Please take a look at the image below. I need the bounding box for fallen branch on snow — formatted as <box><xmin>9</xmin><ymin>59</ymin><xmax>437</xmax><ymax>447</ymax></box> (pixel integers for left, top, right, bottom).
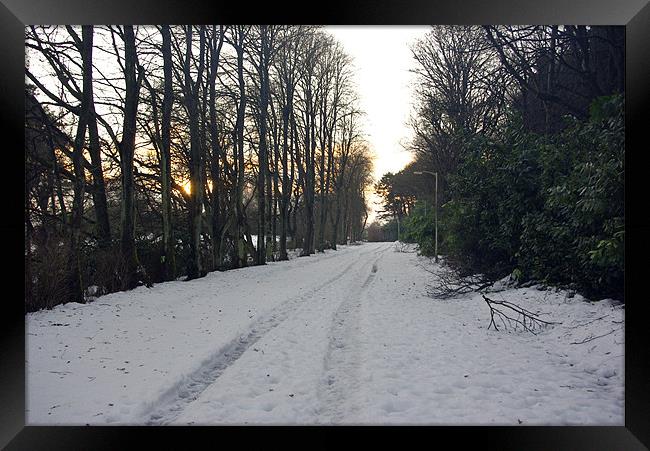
<box><xmin>423</xmin><ymin>263</ymin><xmax>493</xmax><ymax>299</ymax></box>
<box><xmin>483</xmin><ymin>295</ymin><xmax>560</xmax><ymax>334</ymax></box>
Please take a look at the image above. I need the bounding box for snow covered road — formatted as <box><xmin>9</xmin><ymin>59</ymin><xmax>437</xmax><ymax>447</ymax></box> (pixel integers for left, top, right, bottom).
<box><xmin>26</xmin><ymin>242</ymin><xmax>624</xmax><ymax>425</ymax></box>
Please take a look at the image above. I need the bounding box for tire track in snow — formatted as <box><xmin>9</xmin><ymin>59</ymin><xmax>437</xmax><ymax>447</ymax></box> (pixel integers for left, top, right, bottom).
<box><xmin>140</xmin><ymin>243</ymin><xmax>388</xmax><ymax>425</ymax></box>
<box><xmin>170</xmin><ymin>244</ymin><xmax>377</xmax><ymax>306</ymax></box>
<box><xmin>316</xmin><ymin>245</ymin><xmax>388</xmax><ymax>423</ymax></box>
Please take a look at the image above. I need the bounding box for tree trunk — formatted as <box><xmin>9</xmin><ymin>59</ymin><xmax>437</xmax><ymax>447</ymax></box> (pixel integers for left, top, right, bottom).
<box><xmin>256</xmin><ymin>26</ymin><xmax>269</xmax><ymax>266</ymax></box>
<box><xmin>300</xmin><ymin>84</ymin><xmax>316</xmax><ymax>257</ymax></box>
<box><xmin>332</xmin><ymin>193</ymin><xmax>342</xmax><ymax>250</ymax></box>
<box><xmin>118</xmin><ymin>25</ymin><xmax>143</xmax><ymax>290</ymax></box>
<box><xmin>317</xmin><ymin>106</ymin><xmax>327</xmax><ymax>253</ymax></box>
<box><xmin>271</xmin><ymin>107</ymin><xmax>280</xmax><ymax>261</ymax></box>
<box><xmin>234</xmin><ymin>28</ymin><xmax>248</xmax><ymax>268</ymax></box>
<box><xmin>67</xmin><ymin>105</ymin><xmax>88</xmax><ymax>302</ymax></box>
<box><xmin>83</xmin><ymin>26</ymin><xmax>111</xmax><ymax>250</ymax></box>
<box><xmin>184</xmin><ymin>26</ymin><xmax>206</xmax><ymax>280</ymax></box>
<box><xmin>160</xmin><ymin>24</ymin><xmax>176</xmax><ymax>281</ymax></box>
<box><xmin>66</xmin><ymin>26</ymin><xmax>93</xmax><ymax>303</ymax></box>
<box><xmin>279</xmin><ymin>96</ymin><xmax>291</xmax><ymax>260</ymax></box>
<box><xmin>208</xmin><ymin>26</ymin><xmax>225</xmax><ymax>270</ymax></box>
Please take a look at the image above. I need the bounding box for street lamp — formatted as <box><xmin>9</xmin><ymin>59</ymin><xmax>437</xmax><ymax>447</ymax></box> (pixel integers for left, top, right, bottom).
<box><xmin>396</xmin><ymin>212</ymin><xmax>400</xmax><ymax>242</ymax></box>
<box><xmin>414</xmin><ymin>170</ymin><xmax>438</xmax><ymax>263</ymax></box>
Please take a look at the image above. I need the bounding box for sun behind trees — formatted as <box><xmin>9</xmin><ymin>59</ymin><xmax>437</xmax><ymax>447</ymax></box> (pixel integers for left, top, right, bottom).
<box><xmin>25</xmin><ymin>25</ymin><xmax>374</xmax><ymax>312</ymax></box>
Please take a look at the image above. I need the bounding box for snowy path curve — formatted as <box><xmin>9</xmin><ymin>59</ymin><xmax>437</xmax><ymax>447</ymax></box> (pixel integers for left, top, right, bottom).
<box><xmin>143</xmin><ymin>243</ymin><xmax>391</xmax><ymax>424</ymax></box>
<box><xmin>172</xmin><ymin>242</ymin><xmax>391</xmax><ymax>424</ymax></box>
<box><xmin>315</xmin><ymin>250</ymin><xmax>384</xmax><ymax>423</ymax></box>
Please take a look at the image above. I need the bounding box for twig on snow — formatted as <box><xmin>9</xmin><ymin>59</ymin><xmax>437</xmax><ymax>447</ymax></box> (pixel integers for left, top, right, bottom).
<box><xmin>569</xmin><ymin>328</ymin><xmax>620</xmax><ymax>345</ymax></box>
<box><xmin>483</xmin><ymin>295</ymin><xmax>560</xmax><ymax>334</ymax></box>
<box><xmin>567</xmin><ymin>315</ymin><xmax>608</xmax><ymax>329</ymax></box>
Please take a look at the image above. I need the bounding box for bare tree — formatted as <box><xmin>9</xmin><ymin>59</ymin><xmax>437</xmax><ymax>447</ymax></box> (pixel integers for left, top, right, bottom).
<box><xmin>409</xmin><ymin>26</ymin><xmax>510</xmax><ymax>203</ymax></box>
<box><xmin>482</xmin><ymin>25</ymin><xmax>624</xmax><ymax>131</ymax></box>
<box><xmin>118</xmin><ymin>25</ymin><xmax>145</xmax><ymax>289</ymax></box>
<box><xmin>205</xmin><ymin>25</ymin><xmax>226</xmax><ymax>270</ymax></box>
<box><xmin>160</xmin><ymin>24</ymin><xmax>177</xmax><ymax>279</ymax></box>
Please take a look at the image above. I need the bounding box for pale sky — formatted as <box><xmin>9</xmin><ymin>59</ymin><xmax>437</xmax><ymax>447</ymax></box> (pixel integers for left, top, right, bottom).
<box><xmin>325</xmin><ymin>26</ymin><xmax>430</xmax><ymax>222</ymax></box>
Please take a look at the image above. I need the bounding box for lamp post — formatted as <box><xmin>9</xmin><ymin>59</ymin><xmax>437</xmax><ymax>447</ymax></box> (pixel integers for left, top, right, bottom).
<box><xmin>396</xmin><ymin>212</ymin><xmax>400</xmax><ymax>242</ymax></box>
<box><xmin>414</xmin><ymin>170</ymin><xmax>438</xmax><ymax>263</ymax></box>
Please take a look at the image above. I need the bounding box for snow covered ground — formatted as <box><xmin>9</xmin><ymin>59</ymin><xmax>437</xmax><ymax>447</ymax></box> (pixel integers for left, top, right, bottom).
<box><xmin>26</xmin><ymin>242</ymin><xmax>624</xmax><ymax>425</ymax></box>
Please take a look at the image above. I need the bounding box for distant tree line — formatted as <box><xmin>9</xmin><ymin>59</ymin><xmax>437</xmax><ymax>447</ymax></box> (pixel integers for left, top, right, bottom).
<box><xmin>374</xmin><ymin>25</ymin><xmax>624</xmax><ymax>300</ymax></box>
<box><xmin>25</xmin><ymin>25</ymin><xmax>374</xmax><ymax>312</ymax></box>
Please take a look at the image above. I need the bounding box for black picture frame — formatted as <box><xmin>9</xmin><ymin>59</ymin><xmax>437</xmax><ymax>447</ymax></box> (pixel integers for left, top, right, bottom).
<box><xmin>3</xmin><ymin>0</ymin><xmax>649</xmax><ymax>448</ymax></box>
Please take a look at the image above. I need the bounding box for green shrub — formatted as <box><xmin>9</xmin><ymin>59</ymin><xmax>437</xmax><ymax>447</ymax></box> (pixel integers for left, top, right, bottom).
<box><xmin>403</xmin><ymin>94</ymin><xmax>624</xmax><ymax>300</ymax></box>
